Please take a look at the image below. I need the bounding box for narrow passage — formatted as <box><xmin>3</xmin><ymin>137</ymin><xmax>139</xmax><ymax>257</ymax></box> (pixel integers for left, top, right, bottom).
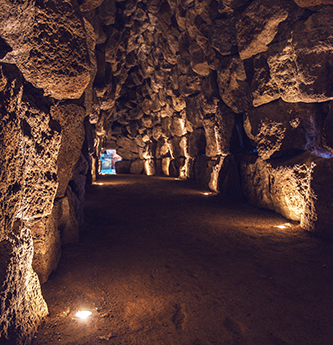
<box><xmin>33</xmin><ymin>175</ymin><xmax>333</xmax><ymax>345</ymax></box>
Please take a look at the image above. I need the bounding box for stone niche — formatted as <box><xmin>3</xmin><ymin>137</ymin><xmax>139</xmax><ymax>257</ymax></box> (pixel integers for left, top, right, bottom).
<box><xmin>1</xmin><ymin>0</ymin><xmax>333</xmax><ymax>344</ymax></box>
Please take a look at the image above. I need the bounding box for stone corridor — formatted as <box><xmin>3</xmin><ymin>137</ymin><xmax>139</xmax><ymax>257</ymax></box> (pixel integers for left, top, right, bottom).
<box><xmin>32</xmin><ymin>175</ymin><xmax>333</xmax><ymax>345</ymax></box>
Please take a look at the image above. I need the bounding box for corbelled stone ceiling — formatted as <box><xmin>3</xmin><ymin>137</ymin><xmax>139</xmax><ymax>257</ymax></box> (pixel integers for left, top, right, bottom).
<box><xmin>1</xmin><ymin>0</ymin><xmax>333</xmax><ymax>343</ymax></box>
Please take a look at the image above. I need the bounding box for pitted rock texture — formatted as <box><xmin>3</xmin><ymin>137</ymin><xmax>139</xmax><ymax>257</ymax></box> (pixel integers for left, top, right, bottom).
<box><xmin>236</xmin><ymin>0</ymin><xmax>289</xmax><ymax>60</ymax></box>
<box><xmin>31</xmin><ymin>213</ymin><xmax>61</xmax><ymax>285</ymax></box>
<box><xmin>267</xmin><ymin>8</ymin><xmax>333</xmax><ymax>104</ymax></box>
<box><xmin>0</xmin><ymin>227</ymin><xmax>48</xmax><ymax>345</ymax></box>
<box><xmin>0</xmin><ymin>0</ymin><xmax>91</xmax><ymax>99</ymax></box>
<box><xmin>2</xmin><ymin>1</ymin><xmax>333</xmax><ymax>343</ymax></box>
<box><xmin>51</xmin><ymin>103</ymin><xmax>86</xmax><ymax>199</ymax></box>
<box><xmin>0</xmin><ymin>64</ymin><xmax>24</xmax><ymax>242</ymax></box>
<box><xmin>17</xmin><ymin>97</ymin><xmax>61</xmax><ymax>221</ymax></box>
<box><xmin>76</xmin><ymin>0</ymin><xmax>333</xmax><ymax>239</ymax></box>
<box><xmin>241</xmin><ymin>153</ymin><xmax>333</xmax><ymax>238</ymax></box>
<box><xmin>244</xmin><ymin>100</ymin><xmax>323</xmax><ymax>160</ymax></box>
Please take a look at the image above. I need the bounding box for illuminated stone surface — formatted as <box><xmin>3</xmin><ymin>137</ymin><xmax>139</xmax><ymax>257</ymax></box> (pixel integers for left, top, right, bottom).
<box><xmin>52</xmin><ymin>104</ymin><xmax>86</xmax><ymax>199</ymax></box>
<box><xmin>244</xmin><ymin>100</ymin><xmax>323</xmax><ymax>160</ymax></box>
<box><xmin>241</xmin><ymin>153</ymin><xmax>333</xmax><ymax>237</ymax></box>
<box><xmin>0</xmin><ymin>0</ymin><xmax>91</xmax><ymax>100</ymax></box>
<box><xmin>2</xmin><ymin>0</ymin><xmax>333</xmax><ymax>343</ymax></box>
<box><xmin>0</xmin><ymin>64</ymin><xmax>58</xmax><ymax>344</ymax></box>
<box><xmin>267</xmin><ymin>8</ymin><xmax>333</xmax><ymax>103</ymax></box>
<box><xmin>0</xmin><ymin>227</ymin><xmax>48</xmax><ymax>345</ymax></box>
<box><xmin>236</xmin><ymin>0</ymin><xmax>289</xmax><ymax>60</ymax></box>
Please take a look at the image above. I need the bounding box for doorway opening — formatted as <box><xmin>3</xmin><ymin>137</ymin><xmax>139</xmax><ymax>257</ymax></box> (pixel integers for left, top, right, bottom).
<box><xmin>100</xmin><ymin>149</ymin><xmax>122</xmax><ymax>175</ymax></box>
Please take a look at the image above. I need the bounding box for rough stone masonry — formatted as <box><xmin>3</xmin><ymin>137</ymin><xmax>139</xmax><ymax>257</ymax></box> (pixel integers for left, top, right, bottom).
<box><xmin>1</xmin><ymin>0</ymin><xmax>333</xmax><ymax>343</ymax></box>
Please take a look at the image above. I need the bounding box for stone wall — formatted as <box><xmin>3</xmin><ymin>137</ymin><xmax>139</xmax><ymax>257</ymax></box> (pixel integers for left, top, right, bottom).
<box><xmin>0</xmin><ymin>1</ymin><xmax>91</xmax><ymax>343</ymax></box>
<box><xmin>81</xmin><ymin>0</ymin><xmax>333</xmax><ymax>236</ymax></box>
<box><xmin>1</xmin><ymin>0</ymin><xmax>333</xmax><ymax>343</ymax></box>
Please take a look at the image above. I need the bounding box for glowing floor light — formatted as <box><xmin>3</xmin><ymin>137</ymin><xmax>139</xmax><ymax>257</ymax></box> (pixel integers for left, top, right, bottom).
<box><xmin>74</xmin><ymin>310</ymin><xmax>92</xmax><ymax>319</ymax></box>
<box><xmin>276</xmin><ymin>223</ymin><xmax>291</xmax><ymax>229</ymax></box>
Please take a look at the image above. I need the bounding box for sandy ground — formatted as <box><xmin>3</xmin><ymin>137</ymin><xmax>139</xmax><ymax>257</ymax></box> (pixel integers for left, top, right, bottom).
<box><xmin>32</xmin><ymin>175</ymin><xmax>333</xmax><ymax>345</ymax></box>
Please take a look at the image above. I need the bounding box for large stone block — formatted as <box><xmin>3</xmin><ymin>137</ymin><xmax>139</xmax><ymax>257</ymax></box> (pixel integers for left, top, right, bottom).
<box><xmin>16</xmin><ymin>97</ymin><xmax>61</xmax><ymax>221</ymax></box>
<box><xmin>323</xmin><ymin>102</ymin><xmax>333</xmax><ymax>151</ymax></box>
<box><xmin>310</xmin><ymin>157</ymin><xmax>333</xmax><ymax>238</ymax></box>
<box><xmin>267</xmin><ymin>8</ymin><xmax>333</xmax><ymax>103</ymax></box>
<box><xmin>115</xmin><ymin>160</ymin><xmax>132</xmax><ymax>173</ymax></box>
<box><xmin>0</xmin><ymin>0</ymin><xmax>91</xmax><ymax>99</ymax></box>
<box><xmin>0</xmin><ymin>64</ymin><xmax>24</xmax><ymax>242</ymax></box>
<box><xmin>0</xmin><ymin>227</ymin><xmax>48</xmax><ymax>345</ymax></box>
<box><xmin>244</xmin><ymin>100</ymin><xmax>323</xmax><ymax>160</ymax></box>
<box><xmin>217</xmin><ymin>155</ymin><xmax>245</xmax><ymax>201</ymax></box>
<box><xmin>236</xmin><ymin>0</ymin><xmax>288</xmax><ymax>60</ymax></box>
<box><xmin>217</xmin><ymin>56</ymin><xmax>252</xmax><ymax>113</ymax></box>
<box><xmin>210</xmin><ymin>17</ymin><xmax>237</xmax><ymax>56</ymax></box>
<box><xmin>170</xmin><ymin>113</ymin><xmax>187</xmax><ymax>137</ymax></box>
<box><xmin>31</xmin><ymin>213</ymin><xmax>61</xmax><ymax>284</ymax></box>
<box><xmin>188</xmin><ymin>128</ymin><xmax>206</xmax><ymax>157</ymax></box>
<box><xmin>58</xmin><ymin>186</ymin><xmax>80</xmax><ymax>245</ymax></box>
<box><xmin>241</xmin><ymin>155</ymin><xmax>310</xmax><ymax>222</ymax></box>
<box><xmin>117</xmin><ymin>136</ymin><xmax>139</xmax><ymax>153</ymax></box>
<box><xmin>241</xmin><ymin>153</ymin><xmax>333</xmax><ymax>237</ymax></box>
<box><xmin>251</xmin><ymin>53</ymin><xmax>280</xmax><ymax>107</ymax></box>
<box><xmin>130</xmin><ymin>159</ymin><xmax>144</xmax><ymax>174</ymax></box>
<box><xmin>215</xmin><ymin>102</ymin><xmax>235</xmax><ymax>155</ymax></box>
<box><xmin>203</xmin><ymin>117</ymin><xmax>223</xmax><ymax>157</ymax></box>
<box><xmin>51</xmin><ymin>104</ymin><xmax>86</xmax><ymax>198</ymax></box>
<box><xmin>186</xmin><ymin>95</ymin><xmax>204</xmax><ymax>129</ymax></box>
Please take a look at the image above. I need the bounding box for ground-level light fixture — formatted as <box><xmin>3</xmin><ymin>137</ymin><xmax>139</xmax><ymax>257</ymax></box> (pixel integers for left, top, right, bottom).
<box><xmin>276</xmin><ymin>223</ymin><xmax>291</xmax><ymax>229</ymax></box>
<box><xmin>74</xmin><ymin>310</ymin><xmax>92</xmax><ymax>319</ymax></box>
<box><xmin>203</xmin><ymin>192</ymin><xmax>216</xmax><ymax>196</ymax></box>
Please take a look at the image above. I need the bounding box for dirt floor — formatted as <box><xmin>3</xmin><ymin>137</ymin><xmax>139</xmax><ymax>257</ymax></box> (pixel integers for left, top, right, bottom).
<box><xmin>32</xmin><ymin>175</ymin><xmax>333</xmax><ymax>345</ymax></box>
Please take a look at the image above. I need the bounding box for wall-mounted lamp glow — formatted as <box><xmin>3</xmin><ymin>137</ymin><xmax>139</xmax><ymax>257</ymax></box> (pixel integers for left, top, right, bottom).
<box><xmin>74</xmin><ymin>310</ymin><xmax>92</xmax><ymax>319</ymax></box>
